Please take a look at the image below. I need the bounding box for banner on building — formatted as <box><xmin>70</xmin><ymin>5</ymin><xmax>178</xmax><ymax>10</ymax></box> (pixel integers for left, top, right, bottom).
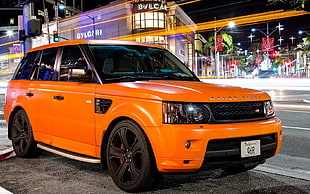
<box><xmin>216</xmin><ymin>35</ymin><xmax>223</xmax><ymax>51</ymax></box>
<box><xmin>262</xmin><ymin>37</ymin><xmax>274</xmax><ymax>52</ymax></box>
<box><xmin>13</xmin><ymin>44</ymin><xmax>21</xmax><ymax>62</ymax></box>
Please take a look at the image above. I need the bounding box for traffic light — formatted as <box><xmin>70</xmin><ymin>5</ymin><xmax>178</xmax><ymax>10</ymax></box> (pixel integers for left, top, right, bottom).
<box><xmin>19</xmin><ymin>30</ymin><xmax>26</xmax><ymax>41</ymax></box>
<box><xmin>53</xmin><ymin>31</ymin><xmax>59</xmax><ymax>42</ymax></box>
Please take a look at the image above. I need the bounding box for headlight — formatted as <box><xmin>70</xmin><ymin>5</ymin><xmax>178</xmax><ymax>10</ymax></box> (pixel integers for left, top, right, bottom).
<box><xmin>162</xmin><ymin>102</ymin><xmax>211</xmax><ymax>124</ymax></box>
<box><xmin>264</xmin><ymin>100</ymin><xmax>275</xmax><ymax>117</ymax></box>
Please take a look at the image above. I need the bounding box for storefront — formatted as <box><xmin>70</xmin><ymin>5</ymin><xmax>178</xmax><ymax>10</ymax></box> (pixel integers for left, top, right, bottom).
<box><xmin>32</xmin><ymin>0</ymin><xmax>207</xmax><ymax>75</ymax></box>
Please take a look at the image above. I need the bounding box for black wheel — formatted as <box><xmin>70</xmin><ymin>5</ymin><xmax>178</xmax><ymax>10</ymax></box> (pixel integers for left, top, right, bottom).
<box><xmin>11</xmin><ymin>109</ymin><xmax>41</xmax><ymax>158</ymax></box>
<box><xmin>106</xmin><ymin>120</ymin><xmax>159</xmax><ymax>192</ymax></box>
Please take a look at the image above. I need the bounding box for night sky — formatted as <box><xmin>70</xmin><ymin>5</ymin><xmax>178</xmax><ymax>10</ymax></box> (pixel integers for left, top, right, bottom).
<box><xmin>178</xmin><ymin>0</ymin><xmax>310</xmax><ymax>49</ymax></box>
<box><xmin>91</xmin><ymin>0</ymin><xmax>310</xmax><ymax>50</ymax></box>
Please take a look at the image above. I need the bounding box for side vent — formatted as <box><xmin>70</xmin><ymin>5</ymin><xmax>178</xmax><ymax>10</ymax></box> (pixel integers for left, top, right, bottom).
<box><xmin>95</xmin><ymin>98</ymin><xmax>112</xmax><ymax>114</ymax></box>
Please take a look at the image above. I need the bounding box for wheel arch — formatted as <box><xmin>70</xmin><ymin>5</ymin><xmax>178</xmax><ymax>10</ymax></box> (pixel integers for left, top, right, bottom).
<box><xmin>7</xmin><ymin>106</ymin><xmax>25</xmax><ymax>140</ymax></box>
<box><xmin>100</xmin><ymin>116</ymin><xmax>158</xmax><ymax>171</ymax></box>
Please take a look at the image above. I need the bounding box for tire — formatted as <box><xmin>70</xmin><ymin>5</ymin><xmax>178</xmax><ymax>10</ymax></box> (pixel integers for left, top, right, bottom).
<box><xmin>11</xmin><ymin>109</ymin><xmax>41</xmax><ymax>158</ymax></box>
<box><xmin>106</xmin><ymin>120</ymin><xmax>159</xmax><ymax>192</ymax></box>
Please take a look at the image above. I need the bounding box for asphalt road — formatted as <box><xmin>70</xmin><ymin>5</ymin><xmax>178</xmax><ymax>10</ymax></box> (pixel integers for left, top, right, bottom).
<box><xmin>0</xmin><ymin>88</ymin><xmax>309</xmax><ymax>193</ymax></box>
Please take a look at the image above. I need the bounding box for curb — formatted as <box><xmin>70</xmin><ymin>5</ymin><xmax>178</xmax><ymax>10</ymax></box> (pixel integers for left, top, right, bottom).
<box><xmin>0</xmin><ymin>148</ymin><xmax>15</xmax><ymax>160</ymax></box>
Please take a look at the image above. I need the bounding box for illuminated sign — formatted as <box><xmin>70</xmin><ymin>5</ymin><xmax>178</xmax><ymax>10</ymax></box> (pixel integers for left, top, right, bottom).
<box><xmin>133</xmin><ymin>1</ymin><xmax>167</xmax><ymax>13</ymax></box>
<box><xmin>76</xmin><ymin>29</ymin><xmax>103</xmax><ymax>39</ymax></box>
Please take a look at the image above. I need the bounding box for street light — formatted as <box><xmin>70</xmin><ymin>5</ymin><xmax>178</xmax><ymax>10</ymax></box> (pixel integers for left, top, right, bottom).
<box><xmin>251</xmin><ymin>23</ymin><xmax>284</xmax><ymax>38</ymax></box>
<box><xmin>58</xmin><ymin>4</ymin><xmax>96</xmax><ymax>39</ymax></box>
<box><xmin>250</xmin><ymin>23</ymin><xmax>284</xmax><ymax>50</ymax></box>
<box><xmin>6</xmin><ymin>30</ymin><xmax>14</xmax><ymax>36</ymax></box>
<box><xmin>214</xmin><ymin>19</ymin><xmax>235</xmax><ymax>78</ymax></box>
<box><xmin>298</xmin><ymin>30</ymin><xmax>310</xmax><ymax>35</ymax></box>
<box><xmin>250</xmin><ymin>23</ymin><xmax>284</xmax><ymax>72</ymax></box>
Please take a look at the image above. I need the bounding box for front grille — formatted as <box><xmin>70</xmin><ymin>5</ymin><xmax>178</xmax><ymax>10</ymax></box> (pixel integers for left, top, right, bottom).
<box><xmin>200</xmin><ymin>133</ymin><xmax>277</xmax><ymax>170</ymax></box>
<box><xmin>209</xmin><ymin>101</ymin><xmax>266</xmax><ymax>121</ymax></box>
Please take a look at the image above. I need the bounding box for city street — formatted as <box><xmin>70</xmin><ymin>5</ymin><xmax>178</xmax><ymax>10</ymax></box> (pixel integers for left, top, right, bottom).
<box><xmin>0</xmin><ymin>79</ymin><xmax>309</xmax><ymax>193</ymax></box>
<box><xmin>1</xmin><ymin>0</ymin><xmax>310</xmax><ymax>192</ymax></box>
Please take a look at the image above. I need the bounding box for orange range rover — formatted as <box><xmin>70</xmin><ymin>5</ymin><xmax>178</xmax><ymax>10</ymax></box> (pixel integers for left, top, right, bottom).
<box><xmin>3</xmin><ymin>39</ymin><xmax>282</xmax><ymax>192</ymax></box>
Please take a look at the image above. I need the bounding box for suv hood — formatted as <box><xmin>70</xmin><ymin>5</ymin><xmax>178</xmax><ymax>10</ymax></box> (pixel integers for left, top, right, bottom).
<box><xmin>99</xmin><ymin>80</ymin><xmax>270</xmax><ymax>102</ymax></box>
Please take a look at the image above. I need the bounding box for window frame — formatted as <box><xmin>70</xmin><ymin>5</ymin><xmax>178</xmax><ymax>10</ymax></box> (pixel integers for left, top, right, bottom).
<box><xmin>56</xmin><ymin>45</ymin><xmax>98</xmax><ymax>83</ymax></box>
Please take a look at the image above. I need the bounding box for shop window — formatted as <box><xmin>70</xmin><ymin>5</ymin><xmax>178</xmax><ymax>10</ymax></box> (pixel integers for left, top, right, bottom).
<box><xmin>134</xmin><ymin>12</ymin><xmax>165</xmax><ymax>30</ymax></box>
<box><xmin>136</xmin><ymin>36</ymin><xmax>167</xmax><ymax>47</ymax></box>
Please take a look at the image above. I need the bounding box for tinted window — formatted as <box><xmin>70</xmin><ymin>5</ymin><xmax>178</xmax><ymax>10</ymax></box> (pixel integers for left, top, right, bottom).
<box><xmin>33</xmin><ymin>48</ymin><xmax>58</xmax><ymax>81</ymax></box>
<box><xmin>89</xmin><ymin>45</ymin><xmax>198</xmax><ymax>83</ymax></box>
<box><xmin>14</xmin><ymin>48</ymin><xmax>57</xmax><ymax>81</ymax></box>
<box><xmin>14</xmin><ymin>51</ymin><xmax>40</xmax><ymax>80</ymax></box>
<box><xmin>60</xmin><ymin>45</ymin><xmax>94</xmax><ymax>82</ymax></box>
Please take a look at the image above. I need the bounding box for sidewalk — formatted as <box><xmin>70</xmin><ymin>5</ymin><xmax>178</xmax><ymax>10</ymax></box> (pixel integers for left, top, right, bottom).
<box><xmin>0</xmin><ymin>120</ymin><xmax>14</xmax><ymax>160</ymax></box>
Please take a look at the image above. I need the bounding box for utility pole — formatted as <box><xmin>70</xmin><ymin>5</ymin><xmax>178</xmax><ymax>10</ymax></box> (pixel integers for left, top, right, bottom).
<box><xmin>43</xmin><ymin>0</ymin><xmax>51</xmax><ymax>44</ymax></box>
<box><xmin>22</xmin><ymin>2</ymin><xmax>34</xmax><ymax>54</ymax></box>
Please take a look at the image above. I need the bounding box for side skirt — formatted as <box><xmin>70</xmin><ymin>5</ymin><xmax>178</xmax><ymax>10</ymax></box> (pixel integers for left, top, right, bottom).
<box><xmin>37</xmin><ymin>143</ymin><xmax>101</xmax><ymax>164</ymax></box>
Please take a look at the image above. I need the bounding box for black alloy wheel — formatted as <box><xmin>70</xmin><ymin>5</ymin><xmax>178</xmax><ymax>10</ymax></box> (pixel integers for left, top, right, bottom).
<box><xmin>106</xmin><ymin>120</ymin><xmax>158</xmax><ymax>192</ymax></box>
<box><xmin>11</xmin><ymin>109</ymin><xmax>41</xmax><ymax>157</ymax></box>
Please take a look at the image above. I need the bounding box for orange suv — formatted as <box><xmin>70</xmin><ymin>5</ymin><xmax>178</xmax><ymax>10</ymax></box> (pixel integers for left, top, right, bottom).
<box><xmin>3</xmin><ymin>40</ymin><xmax>282</xmax><ymax>192</ymax></box>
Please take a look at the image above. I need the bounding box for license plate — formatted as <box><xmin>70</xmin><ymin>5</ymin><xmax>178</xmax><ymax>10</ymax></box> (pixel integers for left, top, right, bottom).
<box><xmin>240</xmin><ymin>140</ymin><xmax>261</xmax><ymax>158</ymax></box>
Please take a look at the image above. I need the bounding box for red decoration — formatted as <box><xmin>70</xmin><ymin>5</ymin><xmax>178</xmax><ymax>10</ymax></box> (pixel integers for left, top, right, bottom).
<box><xmin>216</xmin><ymin>35</ymin><xmax>223</xmax><ymax>51</ymax></box>
<box><xmin>262</xmin><ymin>37</ymin><xmax>274</xmax><ymax>52</ymax></box>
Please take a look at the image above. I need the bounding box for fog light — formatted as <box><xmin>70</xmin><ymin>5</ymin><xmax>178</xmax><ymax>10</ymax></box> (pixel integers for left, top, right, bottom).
<box><xmin>185</xmin><ymin>141</ymin><xmax>191</xmax><ymax>149</ymax></box>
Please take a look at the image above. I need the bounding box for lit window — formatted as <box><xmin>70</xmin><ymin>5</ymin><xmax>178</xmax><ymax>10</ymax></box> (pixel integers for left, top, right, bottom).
<box><xmin>133</xmin><ymin>12</ymin><xmax>166</xmax><ymax>30</ymax></box>
<box><xmin>10</xmin><ymin>18</ymin><xmax>15</xmax><ymax>25</ymax></box>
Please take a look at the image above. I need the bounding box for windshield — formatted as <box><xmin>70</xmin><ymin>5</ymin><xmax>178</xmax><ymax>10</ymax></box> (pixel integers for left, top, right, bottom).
<box><xmin>89</xmin><ymin>45</ymin><xmax>199</xmax><ymax>83</ymax></box>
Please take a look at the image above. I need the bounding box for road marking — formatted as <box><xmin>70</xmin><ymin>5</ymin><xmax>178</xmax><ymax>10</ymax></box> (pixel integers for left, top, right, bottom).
<box><xmin>304</xmin><ymin>99</ymin><xmax>310</xmax><ymax>103</ymax></box>
<box><xmin>255</xmin><ymin>164</ymin><xmax>310</xmax><ymax>181</ymax></box>
<box><xmin>275</xmin><ymin>104</ymin><xmax>310</xmax><ymax>110</ymax></box>
<box><xmin>0</xmin><ymin>187</ymin><xmax>12</xmax><ymax>194</ymax></box>
<box><xmin>278</xmin><ymin>109</ymin><xmax>310</xmax><ymax>114</ymax></box>
<box><xmin>282</xmin><ymin>125</ymin><xmax>310</xmax><ymax>131</ymax></box>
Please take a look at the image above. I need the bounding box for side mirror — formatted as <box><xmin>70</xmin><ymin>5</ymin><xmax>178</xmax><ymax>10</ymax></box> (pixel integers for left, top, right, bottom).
<box><xmin>68</xmin><ymin>68</ymin><xmax>94</xmax><ymax>82</ymax></box>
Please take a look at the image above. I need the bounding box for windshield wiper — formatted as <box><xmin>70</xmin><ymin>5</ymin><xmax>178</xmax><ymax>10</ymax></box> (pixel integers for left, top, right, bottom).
<box><xmin>103</xmin><ymin>76</ymin><xmax>137</xmax><ymax>83</ymax></box>
<box><xmin>160</xmin><ymin>73</ymin><xmax>196</xmax><ymax>81</ymax></box>
<box><xmin>103</xmin><ymin>75</ymin><xmax>163</xmax><ymax>83</ymax></box>
<box><xmin>103</xmin><ymin>74</ymin><xmax>196</xmax><ymax>83</ymax></box>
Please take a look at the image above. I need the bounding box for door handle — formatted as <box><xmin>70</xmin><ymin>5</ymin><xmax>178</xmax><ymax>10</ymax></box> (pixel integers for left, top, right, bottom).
<box><xmin>53</xmin><ymin>96</ymin><xmax>64</xmax><ymax>100</ymax></box>
<box><xmin>25</xmin><ymin>92</ymin><xmax>34</xmax><ymax>97</ymax></box>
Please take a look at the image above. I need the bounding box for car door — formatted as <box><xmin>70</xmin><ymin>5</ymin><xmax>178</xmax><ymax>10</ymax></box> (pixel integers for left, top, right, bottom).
<box><xmin>51</xmin><ymin>45</ymin><xmax>97</xmax><ymax>157</ymax></box>
<box><xmin>28</xmin><ymin>47</ymin><xmax>58</xmax><ymax>144</ymax></box>
<box><xmin>12</xmin><ymin>48</ymin><xmax>58</xmax><ymax>145</ymax></box>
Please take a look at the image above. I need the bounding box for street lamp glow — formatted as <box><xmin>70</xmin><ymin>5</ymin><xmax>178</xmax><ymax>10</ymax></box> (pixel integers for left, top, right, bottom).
<box><xmin>228</xmin><ymin>21</ymin><xmax>235</xmax><ymax>28</ymax></box>
<box><xmin>251</xmin><ymin>28</ymin><xmax>256</xmax><ymax>32</ymax></box>
<box><xmin>7</xmin><ymin>30</ymin><xmax>13</xmax><ymax>36</ymax></box>
<box><xmin>59</xmin><ymin>4</ymin><xmax>65</xmax><ymax>10</ymax></box>
<box><xmin>298</xmin><ymin>30</ymin><xmax>310</xmax><ymax>35</ymax></box>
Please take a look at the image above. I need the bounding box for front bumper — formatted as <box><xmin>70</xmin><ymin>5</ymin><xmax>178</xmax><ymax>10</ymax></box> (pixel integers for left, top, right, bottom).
<box><xmin>149</xmin><ymin>117</ymin><xmax>282</xmax><ymax>173</ymax></box>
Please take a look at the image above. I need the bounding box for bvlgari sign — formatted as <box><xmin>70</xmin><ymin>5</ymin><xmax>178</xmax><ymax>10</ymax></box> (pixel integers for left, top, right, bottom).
<box><xmin>133</xmin><ymin>1</ymin><xmax>167</xmax><ymax>13</ymax></box>
<box><xmin>76</xmin><ymin>28</ymin><xmax>103</xmax><ymax>39</ymax></box>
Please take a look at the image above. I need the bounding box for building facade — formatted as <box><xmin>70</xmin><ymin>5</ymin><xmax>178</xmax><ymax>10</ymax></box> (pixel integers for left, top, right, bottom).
<box><xmin>32</xmin><ymin>0</ymin><xmax>207</xmax><ymax>75</ymax></box>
